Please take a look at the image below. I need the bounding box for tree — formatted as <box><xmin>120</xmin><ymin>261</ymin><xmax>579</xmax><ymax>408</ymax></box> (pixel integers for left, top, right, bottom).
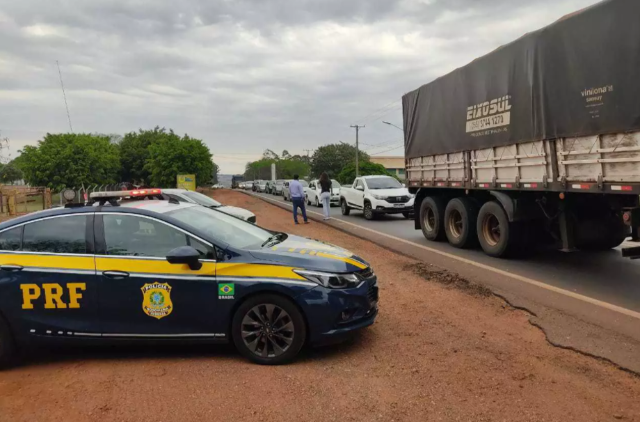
<box><xmin>263</xmin><ymin>149</ymin><xmax>280</xmax><ymax>160</ymax></box>
<box><xmin>337</xmin><ymin>161</ymin><xmax>393</xmax><ymax>185</ymax></box>
<box><xmin>212</xmin><ymin>162</ymin><xmax>220</xmax><ymax>184</ymax></box>
<box><xmin>311</xmin><ymin>143</ymin><xmax>370</xmax><ymax>178</ymax></box>
<box><xmin>0</xmin><ymin>163</ymin><xmax>23</xmax><ymax>184</ymax></box>
<box><xmin>278</xmin><ymin>158</ymin><xmax>310</xmax><ymax>179</ymax></box>
<box><xmin>243</xmin><ymin>156</ymin><xmax>310</xmax><ymax>180</ymax></box>
<box><xmin>119</xmin><ymin>127</ymin><xmax>165</xmax><ymax>184</ymax></box>
<box><xmin>16</xmin><ymin>133</ymin><xmax>120</xmax><ymax>191</ymax></box>
<box><xmin>144</xmin><ymin>132</ymin><xmax>214</xmax><ymax>188</ymax></box>
<box><xmin>244</xmin><ymin>158</ymin><xmax>275</xmax><ymax>180</ymax></box>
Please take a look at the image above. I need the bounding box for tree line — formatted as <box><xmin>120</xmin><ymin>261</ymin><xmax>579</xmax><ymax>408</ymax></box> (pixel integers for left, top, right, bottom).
<box><xmin>243</xmin><ymin>142</ymin><xmax>393</xmax><ymax>184</ymax></box>
<box><xmin>12</xmin><ymin>127</ymin><xmax>217</xmax><ymax>191</ymax></box>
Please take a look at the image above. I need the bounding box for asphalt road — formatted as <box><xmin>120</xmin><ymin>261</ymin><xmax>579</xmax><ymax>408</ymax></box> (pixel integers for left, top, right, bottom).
<box><xmin>250</xmin><ymin>190</ymin><xmax>640</xmax><ymax>314</ymax></box>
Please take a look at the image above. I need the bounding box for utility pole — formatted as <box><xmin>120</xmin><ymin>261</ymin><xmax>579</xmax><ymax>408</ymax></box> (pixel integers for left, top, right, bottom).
<box><xmin>350</xmin><ymin>125</ymin><xmax>365</xmax><ymax>177</ymax></box>
<box><xmin>303</xmin><ymin>149</ymin><xmax>312</xmax><ymax>158</ymax></box>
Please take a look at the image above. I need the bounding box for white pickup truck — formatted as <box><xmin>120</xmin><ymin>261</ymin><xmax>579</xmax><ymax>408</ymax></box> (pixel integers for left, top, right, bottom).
<box><xmin>339</xmin><ymin>175</ymin><xmax>415</xmax><ymax>220</ymax></box>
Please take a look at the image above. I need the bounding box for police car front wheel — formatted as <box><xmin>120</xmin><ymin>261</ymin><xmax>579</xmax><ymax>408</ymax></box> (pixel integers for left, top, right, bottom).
<box><xmin>232</xmin><ymin>294</ymin><xmax>306</xmax><ymax>365</ymax></box>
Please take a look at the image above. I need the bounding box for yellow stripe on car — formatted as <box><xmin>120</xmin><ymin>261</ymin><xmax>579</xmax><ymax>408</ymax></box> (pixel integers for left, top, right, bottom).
<box><xmin>95</xmin><ymin>258</ymin><xmax>216</xmax><ymax>275</ymax></box>
<box><xmin>0</xmin><ymin>254</ymin><xmax>95</xmax><ymax>270</ymax></box>
<box><xmin>267</xmin><ymin>246</ymin><xmax>367</xmax><ymax>269</ymax></box>
<box><xmin>216</xmin><ymin>263</ymin><xmax>306</xmax><ymax>280</ymax></box>
<box><xmin>315</xmin><ymin>252</ymin><xmax>367</xmax><ymax>269</ymax></box>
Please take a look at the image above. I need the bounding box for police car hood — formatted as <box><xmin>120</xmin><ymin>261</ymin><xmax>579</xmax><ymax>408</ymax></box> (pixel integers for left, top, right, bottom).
<box><xmin>216</xmin><ymin>205</ymin><xmax>255</xmax><ymax>220</ymax></box>
<box><xmin>248</xmin><ymin>235</ymin><xmax>370</xmax><ymax>273</ymax></box>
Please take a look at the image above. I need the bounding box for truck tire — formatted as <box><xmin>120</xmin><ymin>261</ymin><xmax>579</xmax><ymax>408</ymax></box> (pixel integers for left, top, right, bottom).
<box><xmin>0</xmin><ymin>315</ymin><xmax>15</xmax><ymax>369</ymax></box>
<box><xmin>444</xmin><ymin>197</ymin><xmax>478</xmax><ymax>249</ymax></box>
<box><xmin>341</xmin><ymin>199</ymin><xmax>351</xmax><ymax>216</ymax></box>
<box><xmin>363</xmin><ymin>201</ymin><xmax>375</xmax><ymax>220</ymax></box>
<box><xmin>477</xmin><ymin>201</ymin><xmax>520</xmax><ymax>258</ymax></box>
<box><xmin>419</xmin><ymin>196</ymin><xmax>446</xmax><ymax>241</ymax></box>
<box><xmin>232</xmin><ymin>294</ymin><xmax>306</xmax><ymax>365</ymax></box>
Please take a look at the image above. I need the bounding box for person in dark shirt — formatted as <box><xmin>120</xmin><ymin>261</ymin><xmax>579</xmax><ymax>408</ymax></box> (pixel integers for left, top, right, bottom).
<box><xmin>319</xmin><ymin>172</ymin><xmax>332</xmax><ymax>220</ymax></box>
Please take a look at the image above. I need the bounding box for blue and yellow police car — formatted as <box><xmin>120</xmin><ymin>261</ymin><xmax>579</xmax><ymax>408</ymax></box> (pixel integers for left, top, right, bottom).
<box><xmin>0</xmin><ymin>189</ymin><xmax>378</xmax><ymax>366</ymax></box>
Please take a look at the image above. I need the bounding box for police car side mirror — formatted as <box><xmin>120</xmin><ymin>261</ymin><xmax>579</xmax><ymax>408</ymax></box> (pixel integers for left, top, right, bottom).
<box><xmin>166</xmin><ymin>246</ymin><xmax>202</xmax><ymax>271</ymax></box>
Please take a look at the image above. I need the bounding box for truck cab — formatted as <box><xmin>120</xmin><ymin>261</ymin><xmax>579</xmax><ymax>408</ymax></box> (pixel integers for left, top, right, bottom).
<box><xmin>339</xmin><ymin>176</ymin><xmax>414</xmax><ymax>220</ymax></box>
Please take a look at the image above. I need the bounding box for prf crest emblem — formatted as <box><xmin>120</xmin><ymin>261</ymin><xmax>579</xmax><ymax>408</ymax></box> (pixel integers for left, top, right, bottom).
<box><xmin>141</xmin><ymin>283</ymin><xmax>173</xmax><ymax>320</ymax></box>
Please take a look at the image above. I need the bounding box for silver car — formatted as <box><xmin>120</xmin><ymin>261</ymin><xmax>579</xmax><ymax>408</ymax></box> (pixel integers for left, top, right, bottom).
<box><xmin>160</xmin><ymin>189</ymin><xmax>257</xmax><ymax>223</ymax></box>
<box><xmin>283</xmin><ymin>179</ymin><xmax>309</xmax><ymax>201</ymax></box>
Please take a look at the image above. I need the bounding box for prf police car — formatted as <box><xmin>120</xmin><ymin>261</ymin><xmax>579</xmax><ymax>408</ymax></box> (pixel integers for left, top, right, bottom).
<box><xmin>0</xmin><ymin>189</ymin><xmax>378</xmax><ymax>366</ymax></box>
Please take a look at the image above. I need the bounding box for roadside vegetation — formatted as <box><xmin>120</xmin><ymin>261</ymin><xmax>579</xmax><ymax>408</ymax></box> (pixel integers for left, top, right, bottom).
<box><xmin>243</xmin><ymin>142</ymin><xmax>397</xmax><ymax>183</ymax></box>
<box><xmin>12</xmin><ymin>127</ymin><xmax>218</xmax><ymax>190</ymax></box>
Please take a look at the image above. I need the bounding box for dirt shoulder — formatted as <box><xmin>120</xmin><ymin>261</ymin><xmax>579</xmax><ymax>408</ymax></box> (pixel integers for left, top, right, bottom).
<box><xmin>0</xmin><ymin>190</ymin><xmax>638</xmax><ymax>422</ymax></box>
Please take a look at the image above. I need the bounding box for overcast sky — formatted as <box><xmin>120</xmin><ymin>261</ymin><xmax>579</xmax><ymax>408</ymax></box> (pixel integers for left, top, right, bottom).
<box><xmin>0</xmin><ymin>0</ymin><xmax>599</xmax><ymax>174</ymax></box>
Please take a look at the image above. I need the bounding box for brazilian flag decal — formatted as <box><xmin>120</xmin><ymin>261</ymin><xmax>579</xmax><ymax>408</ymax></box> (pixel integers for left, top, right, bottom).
<box><xmin>219</xmin><ymin>283</ymin><xmax>235</xmax><ymax>299</ymax></box>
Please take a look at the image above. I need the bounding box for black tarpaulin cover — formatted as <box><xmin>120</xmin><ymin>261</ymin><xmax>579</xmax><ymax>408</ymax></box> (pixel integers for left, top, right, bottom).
<box><xmin>403</xmin><ymin>0</ymin><xmax>640</xmax><ymax>159</ymax></box>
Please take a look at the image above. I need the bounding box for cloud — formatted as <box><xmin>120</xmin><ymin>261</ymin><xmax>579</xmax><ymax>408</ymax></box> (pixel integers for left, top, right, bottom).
<box><xmin>0</xmin><ymin>0</ymin><xmax>599</xmax><ymax>173</ymax></box>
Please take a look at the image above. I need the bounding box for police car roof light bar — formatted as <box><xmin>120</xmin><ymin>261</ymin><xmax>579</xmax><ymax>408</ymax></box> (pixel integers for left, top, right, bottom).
<box><xmin>89</xmin><ymin>189</ymin><xmax>162</xmax><ymax>199</ymax></box>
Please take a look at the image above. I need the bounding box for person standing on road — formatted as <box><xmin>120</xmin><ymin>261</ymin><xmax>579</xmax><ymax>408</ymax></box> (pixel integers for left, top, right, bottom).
<box><xmin>289</xmin><ymin>174</ymin><xmax>309</xmax><ymax>225</ymax></box>
<box><xmin>319</xmin><ymin>172</ymin><xmax>332</xmax><ymax>221</ymax></box>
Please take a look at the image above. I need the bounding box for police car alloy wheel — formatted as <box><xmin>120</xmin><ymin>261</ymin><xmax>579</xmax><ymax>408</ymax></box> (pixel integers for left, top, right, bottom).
<box><xmin>232</xmin><ymin>294</ymin><xmax>306</xmax><ymax>365</ymax></box>
<box><xmin>0</xmin><ymin>315</ymin><xmax>15</xmax><ymax>368</ymax></box>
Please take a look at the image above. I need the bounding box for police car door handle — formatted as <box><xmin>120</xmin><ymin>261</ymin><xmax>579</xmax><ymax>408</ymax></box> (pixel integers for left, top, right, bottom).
<box><xmin>102</xmin><ymin>270</ymin><xmax>130</xmax><ymax>279</ymax></box>
<box><xmin>0</xmin><ymin>265</ymin><xmax>23</xmax><ymax>272</ymax></box>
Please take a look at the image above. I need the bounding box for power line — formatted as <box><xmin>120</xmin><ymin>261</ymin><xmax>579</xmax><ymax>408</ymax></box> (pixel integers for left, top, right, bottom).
<box><xmin>371</xmin><ymin>144</ymin><xmax>404</xmax><ymax>155</ymax></box>
<box><xmin>358</xmin><ymin>105</ymin><xmax>402</xmax><ymax>127</ymax></box>
<box><xmin>363</xmin><ymin>138</ymin><xmax>403</xmax><ymax>150</ymax></box>
<box><xmin>354</xmin><ymin>99</ymin><xmax>401</xmax><ymax>125</ymax></box>
<box><xmin>56</xmin><ymin>60</ymin><xmax>73</xmax><ymax>133</ymax></box>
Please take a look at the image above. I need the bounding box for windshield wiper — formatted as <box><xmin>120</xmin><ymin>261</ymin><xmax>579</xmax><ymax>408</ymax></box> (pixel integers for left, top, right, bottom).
<box><xmin>261</xmin><ymin>232</ymin><xmax>286</xmax><ymax>247</ymax></box>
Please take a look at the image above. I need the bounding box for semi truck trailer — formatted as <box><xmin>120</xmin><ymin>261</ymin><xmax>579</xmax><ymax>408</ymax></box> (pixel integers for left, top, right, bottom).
<box><xmin>403</xmin><ymin>0</ymin><xmax>640</xmax><ymax>258</ymax></box>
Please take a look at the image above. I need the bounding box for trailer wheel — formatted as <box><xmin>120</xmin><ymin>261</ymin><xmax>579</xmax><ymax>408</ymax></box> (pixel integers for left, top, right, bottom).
<box><xmin>419</xmin><ymin>197</ymin><xmax>446</xmax><ymax>241</ymax></box>
<box><xmin>444</xmin><ymin>197</ymin><xmax>478</xmax><ymax>249</ymax></box>
<box><xmin>477</xmin><ymin>201</ymin><xmax>519</xmax><ymax>258</ymax></box>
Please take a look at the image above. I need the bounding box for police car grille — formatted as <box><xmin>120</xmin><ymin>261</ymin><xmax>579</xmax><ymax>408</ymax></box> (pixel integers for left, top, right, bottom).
<box><xmin>367</xmin><ymin>281</ymin><xmax>379</xmax><ymax>304</ymax></box>
<box><xmin>386</xmin><ymin>196</ymin><xmax>410</xmax><ymax>203</ymax></box>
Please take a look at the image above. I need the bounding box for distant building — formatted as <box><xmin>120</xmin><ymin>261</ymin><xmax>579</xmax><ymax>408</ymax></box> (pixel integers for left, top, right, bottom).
<box><xmin>370</xmin><ymin>156</ymin><xmax>405</xmax><ymax>180</ymax></box>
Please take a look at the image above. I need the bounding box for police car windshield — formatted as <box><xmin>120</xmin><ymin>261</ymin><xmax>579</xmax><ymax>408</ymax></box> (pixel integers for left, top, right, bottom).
<box><xmin>182</xmin><ymin>191</ymin><xmax>222</xmax><ymax>208</ymax></box>
<box><xmin>167</xmin><ymin>206</ymin><xmax>271</xmax><ymax>249</ymax></box>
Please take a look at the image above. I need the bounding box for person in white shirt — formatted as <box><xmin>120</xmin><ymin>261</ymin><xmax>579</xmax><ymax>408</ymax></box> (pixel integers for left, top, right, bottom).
<box><xmin>289</xmin><ymin>175</ymin><xmax>309</xmax><ymax>224</ymax></box>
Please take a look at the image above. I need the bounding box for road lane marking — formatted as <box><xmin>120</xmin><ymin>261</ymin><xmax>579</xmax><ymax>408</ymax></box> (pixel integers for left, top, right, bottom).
<box><xmin>249</xmin><ymin>192</ymin><xmax>640</xmax><ymax>321</ymax></box>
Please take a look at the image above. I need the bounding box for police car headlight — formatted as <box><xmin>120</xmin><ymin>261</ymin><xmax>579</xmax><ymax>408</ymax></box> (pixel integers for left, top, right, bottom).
<box><xmin>371</xmin><ymin>194</ymin><xmax>387</xmax><ymax>200</ymax></box>
<box><xmin>294</xmin><ymin>270</ymin><xmax>360</xmax><ymax>289</ymax></box>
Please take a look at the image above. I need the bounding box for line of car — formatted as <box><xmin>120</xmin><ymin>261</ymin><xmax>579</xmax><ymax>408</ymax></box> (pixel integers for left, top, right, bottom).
<box><xmin>242</xmin><ymin>175</ymin><xmax>415</xmax><ymax>220</ymax></box>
